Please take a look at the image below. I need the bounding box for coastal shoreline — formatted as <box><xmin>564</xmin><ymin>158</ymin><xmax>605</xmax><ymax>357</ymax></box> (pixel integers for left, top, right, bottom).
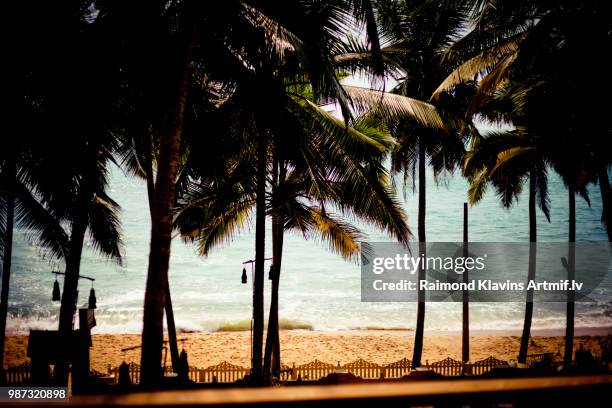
<box><xmin>5</xmin><ymin>328</ymin><xmax>611</xmax><ymax>373</ymax></box>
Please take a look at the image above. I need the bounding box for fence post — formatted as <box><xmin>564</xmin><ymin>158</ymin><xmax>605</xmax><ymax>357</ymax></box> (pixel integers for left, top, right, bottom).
<box><xmin>291</xmin><ymin>363</ymin><xmax>296</xmax><ymax>380</ymax></box>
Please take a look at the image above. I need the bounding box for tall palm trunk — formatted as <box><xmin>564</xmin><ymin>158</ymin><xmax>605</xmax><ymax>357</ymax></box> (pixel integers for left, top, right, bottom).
<box><xmin>164</xmin><ymin>280</ymin><xmax>180</xmax><ymax>372</ymax></box>
<box><xmin>140</xmin><ymin>21</ymin><xmax>193</xmax><ymax>387</ymax></box>
<box><xmin>144</xmin><ymin>144</ymin><xmax>180</xmax><ymax>373</ymax></box>
<box><xmin>263</xmin><ymin>159</ymin><xmax>283</xmax><ymax>381</ymax></box>
<box><xmin>251</xmin><ymin>134</ymin><xmax>267</xmax><ymax>385</ymax></box>
<box><xmin>0</xmin><ymin>157</ymin><xmax>16</xmax><ymax>381</ymax></box>
<box><xmin>263</xmin><ymin>208</ymin><xmax>284</xmax><ymax>380</ymax></box>
<box><xmin>56</xmin><ymin>197</ymin><xmax>89</xmax><ymax>385</ymax></box>
<box><xmin>462</xmin><ymin>203</ymin><xmax>469</xmax><ymax>363</ymax></box>
<box><xmin>563</xmin><ymin>187</ymin><xmax>576</xmax><ymax>369</ymax></box>
<box><xmin>597</xmin><ymin>164</ymin><xmax>612</xmax><ymax>242</ymax></box>
<box><xmin>412</xmin><ymin>142</ymin><xmax>426</xmax><ymax>368</ymax></box>
<box><xmin>518</xmin><ymin>171</ymin><xmax>538</xmax><ymax>363</ymax></box>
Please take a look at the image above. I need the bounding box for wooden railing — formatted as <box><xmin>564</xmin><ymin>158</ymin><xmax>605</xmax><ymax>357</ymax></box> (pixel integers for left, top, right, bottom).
<box><xmin>526</xmin><ymin>352</ymin><xmax>557</xmax><ymax>366</ymax></box>
<box><xmin>4</xmin><ymin>355</ymin><xmax>513</xmax><ymax>385</ymax></box>
<box><xmin>427</xmin><ymin>357</ymin><xmax>465</xmax><ymax>376</ymax></box>
<box><xmin>3</xmin><ymin>362</ymin><xmax>32</xmax><ymax>385</ymax></box>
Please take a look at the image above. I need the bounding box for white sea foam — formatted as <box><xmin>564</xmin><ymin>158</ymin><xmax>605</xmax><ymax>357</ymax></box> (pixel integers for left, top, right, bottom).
<box><xmin>6</xmin><ymin>166</ymin><xmax>611</xmax><ymax>334</ymax></box>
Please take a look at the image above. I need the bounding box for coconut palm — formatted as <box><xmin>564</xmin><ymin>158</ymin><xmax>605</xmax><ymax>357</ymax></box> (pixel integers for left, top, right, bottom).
<box><xmin>175</xmin><ymin>105</ymin><xmax>411</xmax><ymax>381</ymax></box>
<box><xmin>463</xmin><ymin>79</ymin><xmax>553</xmax><ymax>363</ymax></box>
<box><xmin>547</xmin><ymin>129</ymin><xmax>595</xmax><ymax>369</ymax></box>
<box><xmin>14</xmin><ymin>0</ymin><xmax>125</xmax><ymax>385</ymax></box>
<box><xmin>0</xmin><ymin>149</ymin><xmax>69</xmax><ymax>382</ymax></box>
<box><xmin>340</xmin><ymin>0</ymin><xmax>475</xmax><ymax>368</ymax></box>
<box><xmin>93</xmin><ymin>0</ymin><xmax>395</xmax><ymax>385</ymax></box>
<box><xmin>49</xmin><ymin>143</ymin><xmax>123</xmax><ymax>385</ymax></box>
<box><xmin>465</xmin><ymin>128</ymin><xmax>551</xmax><ymax>363</ymax></box>
<box><xmin>434</xmin><ymin>0</ymin><xmax>612</xmax><ymax>242</ymax></box>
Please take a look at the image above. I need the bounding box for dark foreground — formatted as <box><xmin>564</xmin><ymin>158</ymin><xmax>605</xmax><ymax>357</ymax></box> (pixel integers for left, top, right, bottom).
<box><xmin>6</xmin><ymin>375</ymin><xmax>612</xmax><ymax>407</ymax></box>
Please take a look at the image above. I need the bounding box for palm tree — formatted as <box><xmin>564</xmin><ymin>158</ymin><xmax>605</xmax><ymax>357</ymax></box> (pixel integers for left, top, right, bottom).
<box><xmin>435</xmin><ymin>0</ymin><xmax>611</xmax><ymax>364</ymax></box>
<box><xmin>463</xmin><ymin>80</ymin><xmax>552</xmax><ymax>363</ymax></box>
<box><xmin>173</xmin><ymin>61</ymin><xmax>412</xmax><ymax>380</ymax></box>
<box><xmin>27</xmin><ymin>131</ymin><xmax>124</xmax><ymax>386</ymax></box>
<box><xmin>95</xmin><ymin>0</ymin><xmax>390</xmax><ymax>385</ymax></box>
<box><xmin>51</xmin><ymin>144</ymin><xmax>123</xmax><ymax>385</ymax></box>
<box><xmin>548</xmin><ymin>129</ymin><xmax>594</xmax><ymax>369</ymax></box>
<box><xmin>14</xmin><ymin>1</ymin><xmax>126</xmax><ymax>385</ymax></box>
<box><xmin>434</xmin><ymin>0</ymin><xmax>612</xmax><ymax>242</ymax></box>
<box><xmin>0</xmin><ymin>150</ymin><xmax>69</xmax><ymax>382</ymax></box>
<box><xmin>347</xmin><ymin>0</ymin><xmax>474</xmax><ymax>368</ymax></box>
<box><xmin>465</xmin><ymin>128</ymin><xmax>551</xmax><ymax>363</ymax></box>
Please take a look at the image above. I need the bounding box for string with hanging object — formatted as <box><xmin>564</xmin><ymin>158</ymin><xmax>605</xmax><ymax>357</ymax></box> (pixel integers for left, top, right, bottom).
<box><xmin>52</xmin><ymin>275</ymin><xmax>61</xmax><ymax>301</ymax></box>
<box><xmin>240</xmin><ymin>257</ymin><xmax>272</xmax><ymax>372</ymax></box>
<box><xmin>51</xmin><ymin>271</ymin><xmax>96</xmax><ymax>308</ymax></box>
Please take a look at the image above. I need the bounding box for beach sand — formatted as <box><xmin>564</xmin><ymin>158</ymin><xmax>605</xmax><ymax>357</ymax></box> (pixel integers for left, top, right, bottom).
<box><xmin>4</xmin><ymin>329</ymin><xmax>611</xmax><ymax>372</ymax></box>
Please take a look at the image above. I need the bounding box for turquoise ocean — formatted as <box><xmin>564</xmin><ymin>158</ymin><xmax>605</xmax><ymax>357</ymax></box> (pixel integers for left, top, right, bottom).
<box><xmin>7</xmin><ymin>164</ymin><xmax>612</xmax><ymax>334</ymax></box>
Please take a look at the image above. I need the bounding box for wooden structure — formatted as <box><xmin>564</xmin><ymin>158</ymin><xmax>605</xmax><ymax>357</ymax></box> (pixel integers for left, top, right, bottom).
<box><xmin>342</xmin><ymin>358</ymin><xmax>382</xmax><ymax>379</ymax></box>
<box><xmin>383</xmin><ymin>358</ymin><xmax>412</xmax><ymax>378</ymax></box>
<box><xmin>294</xmin><ymin>359</ymin><xmax>336</xmax><ymax>380</ymax></box>
<box><xmin>25</xmin><ymin>307</ymin><xmax>94</xmax><ymax>390</ymax></box>
<box><xmin>52</xmin><ymin>375</ymin><xmax>612</xmax><ymax>407</ymax></box>
<box><xmin>7</xmin><ymin>355</ymin><xmax>516</xmax><ymax>385</ymax></box>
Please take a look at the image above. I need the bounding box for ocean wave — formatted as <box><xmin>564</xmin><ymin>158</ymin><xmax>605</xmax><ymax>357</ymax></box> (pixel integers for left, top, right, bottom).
<box><xmin>216</xmin><ymin>319</ymin><xmax>313</xmax><ymax>332</ymax></box>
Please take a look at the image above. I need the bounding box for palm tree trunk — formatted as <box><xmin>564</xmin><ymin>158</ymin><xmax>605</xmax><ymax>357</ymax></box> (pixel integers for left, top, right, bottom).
<box><xmin>56</xmin><ymin>201</ymin><xmax>89</xmax><ymax>385</ymax></box>
<box><xmin>462</xmin><ymin>203</ymin><xmax>469</xmax><ymax>363</ymax></box>
<box><xmin>563</xmin><ymin>187</ymin><xmax>576</xmax><ymax>369</ymax></box>
<box><xmin>518</xmin><ymin>171</ymin><xmax>538</xmax><ymax>363</ymax></box>
<box><xmin>144</xmin><ymin>139</ymin><xmax>180</xmax><ymax>373</ymax></box>
<box><xmin>252</xmin><ymin>133</ymin><xmax>267</xmax><ymax>385</ymax></box>
<box><xmin>140</xmin><ymin>21</ymin><xmax>193</xmax><ymax>387</ymax></box>
<box><xmin>0</xmin><ymin>157</ymin><xmax>16</xmax><ymax>382</ymax></box>
<box><xmin>264</xmin><ymin>160</ymin><xmax>286</xmax><ymax>380</ymax></box>
<box><xmin>164</xmin><ymin>279</ymin><xmax>180</xmax><ymax>373</ymax></box>
<box><xmin>412</xmin><ymin>142</ymin><xmax>426</xmax><ymax>368</ymax></box>
<box><xmin>263</xmin><ymin>212</ymin><xmax>283</xmax><ymax>380</ymax></box>
<box><xmin>597</xmin><ymin>164</ymin><xmax>612</xmax><ymax>242</ymax></box>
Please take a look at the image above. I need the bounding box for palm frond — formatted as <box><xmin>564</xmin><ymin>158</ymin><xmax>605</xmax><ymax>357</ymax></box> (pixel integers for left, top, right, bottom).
<box><xmin>194</xmin><ymin>197</ymin><xmax>255</xmax><ymax>256</ymax></box>
<box><xmin>467</xmin><ymin>167</ymin><xmax>489</xmax><ymax>204</ymax></box>
<box><xmin>432</xmin><ymin>33</ymin><xmax>524</xmax><ymax>100</ymax></box>
<box><xmin>344</xmin><ymin>85</ymin><xmax>445</xmax><ymax>129</ymax></box>
<box><xmin>308</xmin><ymin>207</ymin><xmax>362</xmax><ymax>260</ymax></box>
<box><xmin>13</xmin><ymin>183</ymin><xmax>69</xmax><ymax>260</ymax></box>
<box><xmin>87</xmin><ymin>192</ymin><xmax>123</xmax><ymax>265</ymax></box>
<box><xmin>489</xmin><ymin>146</ymin><xmax>536</xmax><ymax>178</ymax></box>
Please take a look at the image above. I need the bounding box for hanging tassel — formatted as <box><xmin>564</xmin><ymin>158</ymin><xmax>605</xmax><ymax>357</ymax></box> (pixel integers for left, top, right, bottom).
<box><xmin>52</xmin><ymin>279</ymin><xmax>61</xmax><ymax>301</ymax></box>
<box><xmin>241</xmin><ymin>267</ymin><xmax>247</xmax><ymax>284</ymax></box>
<box><xmin>88</xmin><ymin>287</ymin><xmax>97</xmax><ymax>309</ymax></box>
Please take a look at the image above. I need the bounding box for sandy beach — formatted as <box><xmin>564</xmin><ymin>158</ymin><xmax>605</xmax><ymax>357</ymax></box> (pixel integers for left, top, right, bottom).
<box><xmin>4</xmin><ymin>329</ymin><xmax>611</xmax><ymax>373</ymax></box>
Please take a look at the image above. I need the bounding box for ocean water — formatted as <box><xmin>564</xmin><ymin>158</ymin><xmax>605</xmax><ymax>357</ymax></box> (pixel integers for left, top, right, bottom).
<box><xmin>6</xmin><ymin>164</ymin><xmax>612</xmax><ymax>334</ymax></box>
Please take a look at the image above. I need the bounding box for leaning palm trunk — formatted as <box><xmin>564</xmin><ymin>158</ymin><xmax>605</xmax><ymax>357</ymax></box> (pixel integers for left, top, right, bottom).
<box><xmin>563</xmin><ymin>188</ymin><xmax>576</xmax><ymax>369</ymax></box>
<box><xmin>251</xmin><ymin>134</ymin><xmax>267</xmax><ymax>385</ymax></box>
<box><xmin>56</xmin><ymin>201</ymin><xmax>89</xmax><ymax>385</ymax></box>
<box><xmin>143</xmin><ymin>139</ymin><xmax>180</xmax><ymax>373</ymax></box>
<box><xmin>411</xmin><ymin>143</ymin><xmax>426</xmax><ymax>368</ymax></box>
<box><xmin>462</xmin><ymin>203</ymin><xmax>469</xmax><ymax>363</ymax></box>
<box><xmin>140</xmin><ymin>26</ymin><xmax>193</xmax><ymax>387</ymax></box>
<box><xmin>164</xmin><ymin>279</ymin><xmax>180</xmax><ymax>372</ymax></box>
<box><xmin>0</xmin><ymin>157</ymin><xmax>16</xmax><ymax>383</ymax></box>
<box><xmin>263</xmin><ymin>214</ymin><xmax>283</xmax><ymax>381</ymax></box>
<box><xmin>518</xmin><ymin>172</ymin><xmax>538</xmax><ymax>363</ymax></box>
